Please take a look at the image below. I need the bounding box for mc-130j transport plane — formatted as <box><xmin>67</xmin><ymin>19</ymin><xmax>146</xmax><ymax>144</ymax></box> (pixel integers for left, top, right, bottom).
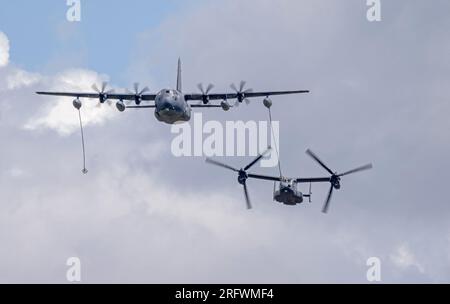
<box><xmin>36</xmin><ymin>59</ymin><xmax>310</xmax><ymax>125</ymax></box>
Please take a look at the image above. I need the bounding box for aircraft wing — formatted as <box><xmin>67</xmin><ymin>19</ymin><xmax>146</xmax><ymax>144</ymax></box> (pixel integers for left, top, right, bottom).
<box><xmin>185</xmin><ymin>90</ymin><xmax>310</xmax><ymax>102</ymax></box>
<box><xmin>125</xmin><ymin>105</ymin><xmax>156</xmax><ymax>109</ymax></box>
<box><xmin>36</xmin><ymin>92</ymin><xmax>157</xmax><ymax>101</ymax></box>
<box><xmin>125</xmin><ymin>105</ymin><xmax>222</xmax><ymax>110</ymax></box>
<box><xmin>295</xmin><ymin>177</ymin><xmax>331</xmax><ymax>183</ymax></box>
<box><xmin>126</xmin><ymin>105</ymin><xmax>223</xmax><ymax>110</ymax></box>
<box><xmin>190</xmin><ymin>105</ymin><xmax>223</xmax><ymax>108</ymax></box>
<box><xmin>248</xmin><ymin>174</ymin><xmax>331</xmax><ymax>184</ymax></box>
<box><xmin>247</xmin><ymin>173</ymin><xmax>283</xmax><ymax>182</ymax></box>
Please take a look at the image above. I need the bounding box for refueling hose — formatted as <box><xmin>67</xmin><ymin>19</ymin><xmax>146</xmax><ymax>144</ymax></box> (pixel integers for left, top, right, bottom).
<box><xmin>267</xmin><ymin>106</ymin><xmax>282</xmax><ymax>177</ymax></box>
<box><xmin>77</xmin><ymin>109</ymin><xmax>88</xmax><ymax>174</ymax></box>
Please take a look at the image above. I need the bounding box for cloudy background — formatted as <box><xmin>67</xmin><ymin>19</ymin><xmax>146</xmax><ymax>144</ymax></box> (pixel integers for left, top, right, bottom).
<box><xmin>0</xmin><ymin>0</ymin><xmax>449</xmax><ymax>283</ymax></box>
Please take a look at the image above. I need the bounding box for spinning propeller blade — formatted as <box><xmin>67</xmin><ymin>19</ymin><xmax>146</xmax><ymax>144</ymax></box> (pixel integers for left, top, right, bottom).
<box><xmin>101</xmin><ymin>81</ymin><xmax>107</xmax><ymax>93</ymax></box>
<box><xmin>92</xmin><ymin>82</ymin><xmax>114</xmax><ymax>106</ymax></box>
<box><xmin>306</xmin><ymin>149</ymin><xmax>373</xmax><ymax>214</ymax></box>
<box><xmin>126</xmin><ymin>83</ymin><xmax>150</xmax><ymax>105</ymax></box>
<box><xmin>92</xmin><ymin>84</ymin><xmax>100</xmax><ymax>93</ymax></box>
<box><xmin>306</xmin><ymin>149</ymin><xmax>335</xmax><ymax>175</ymax></box>
<box><xmin>239</xmin><ymin>80</ymin><xmax>246</xmax><ymax>92</ymax></box>
<box><xmin>206</xmin><ymin>147</ymin><xmax>271</xmax><ymax>210</ymax></box>
<box><xmin>205</xmin><ymin>158</ymin><xmax>239</xmax><ymax>172</ymax></box>
<box><xmin>244</xmin><ymin>147</ymin><xmax>271</xmax><ymax>171</ymax></box>
<box><xmin>231</xmin><ymin>80</ymin><xmax>253</xmax><ymax>105</ymax></box>
<box><xmin>322</xmin><ymin>185</ymin><xmax>334</xmax><ymax>214</ymax></box>
<box><xmin>243</xmin><ymin>181</ymin><xmax>252</xmax><ymax>209</ymax></box>
<box><xmin>197</xmin><ymin>83</ymin><xmax>215</xmax><ymax>104</ymax></box>
<box><xmin>339</xmin><ymin>164</ymin><xmax>373</xmax><ymax>177</ymax></box>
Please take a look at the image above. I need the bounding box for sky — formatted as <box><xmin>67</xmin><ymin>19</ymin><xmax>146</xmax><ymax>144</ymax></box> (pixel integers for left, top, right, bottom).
<box><xmin>0</xmin><ymin>0</ymin><xmax>450</xmax><ymax>283</ymax></box>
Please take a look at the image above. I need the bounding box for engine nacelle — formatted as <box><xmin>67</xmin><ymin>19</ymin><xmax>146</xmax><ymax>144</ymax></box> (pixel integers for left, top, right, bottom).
<box><xmin>263</xmin><ymin>97</ymin><xmax>272</xmax><ymax>109</ymax></box>
<box><xmin>221</xmin><ymin>101</ymin><xmax>230</xmax><ymax>111</ymax></box>
<box><xmin>134</xmin><ymin>96</ymin><xmax>142</xmax><ymax>105</ymax></box>
<box><xmin>116</xmin><ymin>101</ymin><xmax>126</xmax><ymax>112</ymax></box>
<box><xmin>73</xmin><ymin>98</ymin><xmax>82</xmax><ymax>110</ymax></box>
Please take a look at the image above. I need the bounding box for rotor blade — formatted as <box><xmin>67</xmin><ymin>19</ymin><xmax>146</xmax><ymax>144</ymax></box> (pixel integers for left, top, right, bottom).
<box><xmin>230</xmin><ymin>83</ymin><xmax>238</xmax><ymax>92</ymax></box>
<box><xmin>139</xmin><ymin>86</ymin><xmax>150</xmax><ymax>95</ymax></box>
<box><xmin>134</xmin><ymin>83</ymin><xmax>139</xmax><ymax>94</ymax></box>
<box><xmin>205</xmin><ymin>158</ymin><xmax>239</xmax><ymax>172</ymax></box>
<box><xmin>244</xmin><ymin>99</ymin><xmax>251</xmax><ymax>105</ymax></box>
<box><xmin>243</xmin><ymin>181</ymin><xmax>252</xmax><ymax>209</ymax></box>
<box><xmin>206</xmin><ymin>84</ymin><xmax>214</xmax><ymax>94</ymax></box>
<box><xmin>339</xmin><ymin>163</ymin><xmax>373</xmax><ymax>177</ymax></box>
<box><xmin>197</xmin><ymin>83</ymin><xmax>204</xmax><ymax>94</ymax></box>
<box><xmin>322</xmin><ymin>185</ymin><xmax>334</xmax><ymax>214</ymax></box>
<box><xmin>306</xmin><ymin>149</ymin><xmax>335</xmax><ymax>175</ymax></box>
<box><xmin>101</xmin><ymin>82</ymin><xmax>108</xmax><ymax>93</ymax></box>
<box><xmin>105</xmin><ymin>89</ymin><xmax>115</xmax><ymax>94</ymax></box>
<box><xmin>244</xmin><ymin>148</ymin><xmax>271</xmax><ymax>171</ymax></box>
<box><xmin>92</xmin><ymin>84</ymin><xmax>100</xmax><ymax>93</ymax></box>
<box><xmin>239</xmin><ymin>80</ymin><xmax>246</xmax><ymax>92</ymax></box>
<box><xmin>243</xmin><ymin>88</ymin><xmax>253</xmax><ymax>94</ymax></box>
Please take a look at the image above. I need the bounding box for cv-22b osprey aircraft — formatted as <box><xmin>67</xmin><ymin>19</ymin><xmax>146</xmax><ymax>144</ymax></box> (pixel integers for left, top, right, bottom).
<box><xmin>36</xmin><ymin>59</ymin><xmax>310</xmax><ymax>125</ymax></box>
<box><xmin>206</xmin><ymin>148</ymin><xmax>373</xmax><ymax>213</ymax></box>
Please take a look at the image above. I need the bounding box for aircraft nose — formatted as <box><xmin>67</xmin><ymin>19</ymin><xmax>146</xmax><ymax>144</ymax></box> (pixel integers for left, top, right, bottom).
<box><xmin>159</xmin><ymin>99</ymin><xmax>174</xmax><ymax>111</ymax></box>
<box><xmin>163</xmin><ymin>101</ymin><xmax>172</xmax><ymax>109</ymax></box>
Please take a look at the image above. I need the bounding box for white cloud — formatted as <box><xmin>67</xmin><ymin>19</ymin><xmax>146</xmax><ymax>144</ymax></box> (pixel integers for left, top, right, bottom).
<box><xmin>5</xmin><ymin>69</ymin><xmax>41</xmax><ymax>90</ymax></box>
<box><xmin>1</xmin><ymin>167</ymin><xmax>29</xmax><ymax>179</ymax></box>
<box><xmin>24</xmin><ymin>69</ymin><xmax>119</xmax><ymax>136</ymax></box>
<box><xmin>1</xmin><ymin>0</ymin><xmax>450</xmax><ymax>283</ymax></box>
<box><xmin>0</xmin><ymin>32</ymin><xmax>10</xmax><ymax>68</ymax></box>
<box><xmin>390</xmin><ymin>244</ymin><xmax>425</xmax><ymax>274</ymax></box>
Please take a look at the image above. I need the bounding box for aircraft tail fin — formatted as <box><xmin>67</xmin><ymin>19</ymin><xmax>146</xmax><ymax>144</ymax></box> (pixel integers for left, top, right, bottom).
<box><xmin>176</xmin><ymin>58</ymin><xmax>182</xmax><ymax>92</ymax></box>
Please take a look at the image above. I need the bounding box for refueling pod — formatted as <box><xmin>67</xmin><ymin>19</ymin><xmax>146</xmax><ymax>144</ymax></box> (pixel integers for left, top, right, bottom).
<box><xmin>221</xmin><ymin>100</ymin><xmax>231</xmax><ymax>111</ymax></box>
<box><xmin>263</xmin><ymin>97</ymin><xmax>272</xmax><ymax>109</ymax></box>
<box><xmin>116</xmin><ymin>100</ymin><xmax>126</xmax><ymax>112</ymax></box>
<box><xmin>73</xmin><ymin>98</ymin><xmax>82</xmax><ymax>110</ymax></box>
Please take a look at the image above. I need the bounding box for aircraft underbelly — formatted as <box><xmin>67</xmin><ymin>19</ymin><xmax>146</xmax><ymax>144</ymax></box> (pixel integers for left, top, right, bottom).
<box><xmin>155</xmin><ymin>108</ymin><xmax>190</xmax><ymax>124</ymax></box>
<box><xmin>274</xmin><ymin>190</ymin><xmax>303</xmax><ymax>205</ymax></box>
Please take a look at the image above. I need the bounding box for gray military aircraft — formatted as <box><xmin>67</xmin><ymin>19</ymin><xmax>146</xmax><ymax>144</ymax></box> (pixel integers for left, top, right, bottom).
<box><xmin>206</xmin><ymin>148</ymin><xmax>373</xmax><ymax>213</ymax></box>
<box><xmin>36</xmin><ymin>59</ymin><xmax>310</xmax><ymax>125</ymax></box>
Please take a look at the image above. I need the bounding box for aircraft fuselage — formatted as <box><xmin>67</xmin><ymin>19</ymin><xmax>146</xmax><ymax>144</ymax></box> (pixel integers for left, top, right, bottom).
<box><xmin>274</xmin><ymin>181</ymin><xmax>304</xmax><ymax>205</ymax></box>
<box><xmin>154</xmin><ymin>89</ymin><xmax>191</xmax><ymax>124</ymax></box>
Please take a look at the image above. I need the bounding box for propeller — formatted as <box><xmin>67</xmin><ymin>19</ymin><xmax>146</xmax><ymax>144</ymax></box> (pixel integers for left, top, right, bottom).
<box><xmin>230</xmin><ymin>80</ymin><xmax>253</xmax><ymax>106</ymax></box>
<box><xmin>206</xmin><ymin>147</ymin><xmax>271</xmax><ymax>209</ymax></box>
<box><xmin>92</xmin><ymin>82</ymin><xmax>115</xmax><ymax>106</ymax></box>
<box><xmin>126</xmin><ymin>82</ymin><xmax>149</xmax><ymax>105</ymax></box>
<box><xmin>197</xmin><ymin>83</ymin><xmax>214</xmax><ymax>104</ymax></box>
<box><xmin>243</xmin><ymin>181</ymin><xmax>251</xmax><ymax>210</ymax></box>
<box><xmin>305</xmin><ymin>149</ymin><xmax>373</xmax><ymax>214</ymax></box>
